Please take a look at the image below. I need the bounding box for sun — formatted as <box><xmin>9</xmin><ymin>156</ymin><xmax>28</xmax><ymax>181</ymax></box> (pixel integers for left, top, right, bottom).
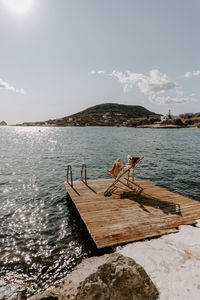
<box><xmin>3</xmin><ymin>0</ymin><xmax>34</xmax><ymax>14</ymax></box>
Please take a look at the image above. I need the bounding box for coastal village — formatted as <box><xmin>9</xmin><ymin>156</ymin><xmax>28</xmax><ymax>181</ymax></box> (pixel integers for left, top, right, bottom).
<box><xmin>2</xmin><ymin>103</ymin><xmax>200</xmax><ymax>128</ymax></box>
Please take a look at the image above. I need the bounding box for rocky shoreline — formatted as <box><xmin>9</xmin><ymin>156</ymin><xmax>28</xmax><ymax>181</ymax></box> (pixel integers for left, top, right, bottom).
<box><xmin>137</xmin><ymin>124</ymin><xmax>200</xmax><ymax>129</ymax></box>
<box><xmin>9</xmin><ymin>123</ymin><xmax>200</xmax><ymax>129</ymax></box>
<box><xmin>30</xmin><ymin>253</ymin><xmax>158</xmax><ymax>300</ymax></box>
<box><xmin>25</xmin><ymin>222</ymin><xmax>200</xmax><ymax>300</ymax></box>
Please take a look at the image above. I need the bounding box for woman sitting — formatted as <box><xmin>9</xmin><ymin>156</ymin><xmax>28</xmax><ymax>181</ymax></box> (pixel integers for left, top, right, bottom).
<box><xmin>108</xmin><ymin>155</ymin><xmax>140</xmax><ymax>177</ymax></box>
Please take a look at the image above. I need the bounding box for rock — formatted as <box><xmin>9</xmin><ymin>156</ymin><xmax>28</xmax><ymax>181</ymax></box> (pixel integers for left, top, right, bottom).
<box><xmin>30</xmin><ymin>253</ymin><xmax>159</xmax><ymax>300</ymax></box>
<box><xmin>0</xmin><ymin>121</ymin><xmax>7</xmax><ymax>126</ymax></box>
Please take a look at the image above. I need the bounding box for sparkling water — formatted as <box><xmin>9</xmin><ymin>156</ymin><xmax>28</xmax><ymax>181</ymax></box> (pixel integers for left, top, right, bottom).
<box><xmin>0</xmin><ymin>126</ymin><xmax>199</xmax><ymax>295</ymax></box>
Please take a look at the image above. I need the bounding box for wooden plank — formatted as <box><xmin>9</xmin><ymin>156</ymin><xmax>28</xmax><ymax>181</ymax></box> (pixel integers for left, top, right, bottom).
<box><xmin>64</xmin><ymin>178</ymin><xmax>200</xmax><ymax>248</ymax></box>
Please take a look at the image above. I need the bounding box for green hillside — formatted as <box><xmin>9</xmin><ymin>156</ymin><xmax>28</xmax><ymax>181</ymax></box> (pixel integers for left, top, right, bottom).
<box><xmin>59</xmin><ymin>103</ymin><xmax>160</xmax><ymax>126</ymax></box>
<box><xmin>17</xmin><ymin>103</ymin><xmax>160</xmax><ymax>126</ymax></box>
<box><xmin>69</xmin><ymin>103</ymin><xmax>156</xmax><ymax>118</ymax></box>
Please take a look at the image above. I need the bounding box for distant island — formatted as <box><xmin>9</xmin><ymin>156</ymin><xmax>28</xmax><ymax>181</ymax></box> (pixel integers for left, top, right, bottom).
<box><xmin>0</xmin><ymin>121</ymin><xmax>7</xmax><ymax>126</ymax></box>
<box><xmin>15</xmin><ymin>103</ymin><xmax>200</xmax><ymax>128</ymax></box>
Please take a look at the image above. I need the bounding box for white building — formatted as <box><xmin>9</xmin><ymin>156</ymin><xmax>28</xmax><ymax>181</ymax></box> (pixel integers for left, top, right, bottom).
<box><xmin>161</xmin><ymin>110</ymin><xmax>180</xmax><ymax>122</ymax></box>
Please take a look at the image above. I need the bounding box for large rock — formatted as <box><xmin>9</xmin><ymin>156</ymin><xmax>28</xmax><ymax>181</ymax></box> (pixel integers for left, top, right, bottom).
<box><xmin>31</xmin><ymin>253</ymin><xmax>158</xmax><ymax>300</ymax></box>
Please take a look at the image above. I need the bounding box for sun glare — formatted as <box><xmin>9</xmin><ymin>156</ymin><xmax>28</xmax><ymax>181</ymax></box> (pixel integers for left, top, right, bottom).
<box><xmin>3</xmin><ymin>0</ymin><xmax>34</xmax><ymax>14</ymax></box>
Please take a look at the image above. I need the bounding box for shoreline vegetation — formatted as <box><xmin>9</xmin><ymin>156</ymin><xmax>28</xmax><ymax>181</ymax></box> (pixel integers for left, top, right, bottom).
<box><xmin>3</xmin><ymin>103</ymin><xmax>199</xmax><ymax>128</ymax></box>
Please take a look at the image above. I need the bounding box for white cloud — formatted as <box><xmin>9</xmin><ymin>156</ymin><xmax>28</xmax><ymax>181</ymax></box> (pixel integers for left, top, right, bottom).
<box><xmin>184</xmin><ymin>72</ymin><xmax>191</xmax><ymax>78</ymax></box>
<box><xmin>184</xmin><ymin>70</ymin><xmax>200</xmax><ymax>78</ymax></box>
<box><xmin>176</xmin><ymin>89</ymin><xmax>185</xmax><ymax>96</ymax></box>
<box><xmin>150</xmin><ymin>95</ymin><xmax>194</xmax><ymax>104</ymax></box>
<box><xmin>193</xmin><ymin>70</ymin><xmax>200</xmax><ymax>76</ymax></box>
<box><xmin>109</xmin><ymin>70</ymin><xmax>145</xmax><ymax>92</ymax></box>
<box><xmin>97</xmin><ymin>70</ymin><xmax>105</xmax><ymax>74</ymax></box>
<box><xmin>89</xmin><ymin>70</ymin><xmax>96</xmax><ymax>75</ymax></box>
<box><xmin>90</xmin><ymin>68</ymin><xmax>197</xmax><ymax>105</ymax></box>
<box><xmin>0</xmin><ymin>78</ymin><xmax>25</xmax><ymax>94</ymax></box>
<box><xmin>138</xmin><ymin>70</ymin><xmax>177</xmax><ymax>95</ymax></box>
<box><xmin>89</xmin><ymin>70</ymin><xmax>105</xmax><ymax>75</ymax></box>
<box><xmin>110</xmin><ymin>69</ymin><xmax>177</xmax><ymax>95</ymax></box>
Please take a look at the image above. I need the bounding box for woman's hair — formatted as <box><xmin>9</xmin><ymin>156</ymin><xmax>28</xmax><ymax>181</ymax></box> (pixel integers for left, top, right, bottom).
<box><xmin>129</xmin><ymin>156</ymin><xmax>140</xmax><ymax>163</ymax></box>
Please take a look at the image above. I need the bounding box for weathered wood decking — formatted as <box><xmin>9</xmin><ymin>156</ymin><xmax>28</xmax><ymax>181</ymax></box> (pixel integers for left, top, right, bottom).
<box><xmin>64</xmin><ymin>178</ymin><xmax>200</xmax><ymax>248</ymax></box>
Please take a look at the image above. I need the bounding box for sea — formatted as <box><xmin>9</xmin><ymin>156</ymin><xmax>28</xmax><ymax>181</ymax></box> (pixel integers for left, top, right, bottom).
<box><xmin>0</xmin><ymin>126</ymin><xmax>199</xmax><ymax>297</ymax></box>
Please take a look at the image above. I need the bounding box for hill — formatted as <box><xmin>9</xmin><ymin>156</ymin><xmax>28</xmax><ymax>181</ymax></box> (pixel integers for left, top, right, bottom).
<box><xmin>16</xmin><ymin>103</ymin><xmax>161</xmax><ymax>127</ymax></box>
<box><xmin>33</xmin><ymin>103</ymin><xmax>160</xmax><ymax>127</ymax></box>
<box><xmin>62</xmin><ymin>103</ymin><xmax>160</xmax><ymax>126</ymax></box>
<box><xmin>70</xmin><ymin>103</ymin><xmax>156</xmax><ymax>118</ymax></box>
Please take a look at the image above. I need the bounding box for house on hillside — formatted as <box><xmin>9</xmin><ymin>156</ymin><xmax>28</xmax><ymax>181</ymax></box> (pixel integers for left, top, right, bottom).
<box><xmin>102</xmin><ymin>112</ymin><xmax>111</xmax><ymax>119</ymax></box>
<box><xmin>122</xmin><ymin>120</ymin><xmax>130</xmax><ymax>126</ymax></box>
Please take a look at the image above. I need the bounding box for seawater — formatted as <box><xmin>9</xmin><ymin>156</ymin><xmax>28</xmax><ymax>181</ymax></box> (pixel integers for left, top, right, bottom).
<box><xmin>0</xmin><ymin>126</ymin><xmax>200</xmax><ymax>295</ymax></box>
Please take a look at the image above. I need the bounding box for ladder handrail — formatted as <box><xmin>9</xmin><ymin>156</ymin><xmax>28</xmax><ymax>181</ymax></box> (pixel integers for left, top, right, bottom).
<box><xmin>81</xmin><ymin>164</ymin><xmax>87</xmax><ymax>185</ymax></box>
<box><xmin>67</xmin><ymin>165</ymin><xmax>73</xmax><ymax>187</ymax></box>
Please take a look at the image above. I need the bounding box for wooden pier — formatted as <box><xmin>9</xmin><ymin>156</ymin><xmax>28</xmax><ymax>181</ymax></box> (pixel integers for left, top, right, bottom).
<box><xmin>64</xmin><ymin>178</ymin><xmax>200</xmax><ymax>249</ymax></box>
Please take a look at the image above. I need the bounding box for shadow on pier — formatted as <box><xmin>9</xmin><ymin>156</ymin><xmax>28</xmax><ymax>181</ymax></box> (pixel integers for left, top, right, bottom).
<box><xmin>120</xmin><ymin>191</ymin><xmax>182</xmax><ymax>216</ymax></box>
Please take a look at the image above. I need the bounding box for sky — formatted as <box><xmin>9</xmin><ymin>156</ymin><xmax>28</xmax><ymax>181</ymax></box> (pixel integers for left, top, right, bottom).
<box><xmin>0</xmin><ymin>0</ymin><xmax>200</xmax><ymax>124</ymax></box>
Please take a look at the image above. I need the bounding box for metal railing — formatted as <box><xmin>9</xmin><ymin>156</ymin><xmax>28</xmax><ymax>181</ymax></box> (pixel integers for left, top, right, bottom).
<box><xmin>81</xmin><ymin>164</ymin><xmax>87</xmax><ymax>185</ymax></box>
<box><xmin>67</xmin><ymin>165</ymin><xmax>73</xmax><ymax>187</ymax></box>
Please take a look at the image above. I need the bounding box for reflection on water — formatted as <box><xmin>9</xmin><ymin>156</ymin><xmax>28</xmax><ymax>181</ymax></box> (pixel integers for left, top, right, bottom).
<box><xmin>0</xmin><ymin>126</ymin><xmax>199</xmax><ymax>296</ymax></box>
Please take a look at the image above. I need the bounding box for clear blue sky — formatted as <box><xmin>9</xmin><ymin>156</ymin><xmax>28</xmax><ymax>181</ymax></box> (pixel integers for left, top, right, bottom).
<box><xmin>0</xmin><ymin>0</ymin><xmax>200</xmax><ymax>124</ymax></box>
